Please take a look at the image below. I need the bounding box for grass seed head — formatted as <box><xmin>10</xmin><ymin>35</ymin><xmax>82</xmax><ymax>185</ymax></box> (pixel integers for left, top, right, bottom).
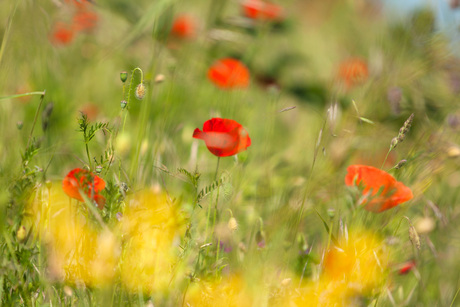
<box><xmin>397</xmin><ymin>113</ymin><xmax>414</xmax><ymax>143</ymax></box>
<box><xmin>409</xmin><ymin>224</ymin><xmax>421</xmax><ymax>250</ymax></box>
<box><xmin>394</xmin><ymin>159</ymin><xmax>407</xmax><ymax>169</ymax></box>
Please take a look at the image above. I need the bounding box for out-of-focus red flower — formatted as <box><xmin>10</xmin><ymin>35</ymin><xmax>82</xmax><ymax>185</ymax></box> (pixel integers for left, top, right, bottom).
<box><xmin>338</xmin><ymin>58</ymin><xmax>368</xmax><ymax>88</ymax></box>
<box><xmin>208</xmin><ymin>58</ymin><xmax>250</xmax><ymax>89</ymax></box>
<box><xmin>51</xmin><ymin>22</ymin><xmax>75</xmax><ymax>45</ymax></box>
<box><xmin>242</xmin><ymin>0</ymin><xmax>284</xmax><ymax>21</ymax></box>
<box><xmin>79</xmin><ymin>104</ymin><xmax>99</xmax><ymax>121</ymax></box>
<box><xmin>345</xmin><ymin>165</ymin><xmax>413</xmax><ymax>212</ymax></box>
<box><xmin>63</xmin><ymin>168</ymin><xmax>106</xmax><ymax>209</ymax></box>
<box><xmin>73</xmin><ymin>10</ymin><xmax>98</xmax><ymax>32</ymax></box>
<box><xmin>398</xmin><ymin>260</ymin><xmax>416</xmax><ymax>275</ymax></box>
<box><xmin>170</xmin><ymin>15</ymin><xmax>196</xmax><ymax>39</ymax></box>
<box><xmin>193</xmin><ymin>118</ymin><xmax>251</xmax><ymax>157</ymax></box>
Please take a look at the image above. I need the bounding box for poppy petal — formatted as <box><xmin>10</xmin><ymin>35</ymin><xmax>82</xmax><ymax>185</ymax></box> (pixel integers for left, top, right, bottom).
<box><xmin>345</xmin><ymin>165</ymin><xmax>413</xmax><ymax>212</ymax></box>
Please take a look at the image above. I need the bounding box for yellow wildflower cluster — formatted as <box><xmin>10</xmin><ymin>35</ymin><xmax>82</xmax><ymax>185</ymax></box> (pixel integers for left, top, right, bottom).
<box><xmin>291</xmin><ymin>231</ymin><xmax>388</xmax><ymax>306</ymax></box>
<box><xmin>185</xmin><ymin>274</ymin><xmax>256</xmax><ymax>307</ymax></box>
<box><xmin>27</xmin><ymin>186</ymin><xmax>184</xmax><ymax>292</ymax></box>
<box><xmin>27</xmin><ymin>187</ymin><xmax>119</xmax><ymax>286</ymax></box>
<box><xmin>119</xmin><ymin>190</ymin><xmax>185</xmax><ymax>293</ymax></box>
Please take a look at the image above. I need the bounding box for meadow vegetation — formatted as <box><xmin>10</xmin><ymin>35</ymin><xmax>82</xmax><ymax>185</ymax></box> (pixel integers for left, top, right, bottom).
<box><xmin>1</xmin><ymin>0</ymin><xmax>460</xmax><ymax>306</ymax></box>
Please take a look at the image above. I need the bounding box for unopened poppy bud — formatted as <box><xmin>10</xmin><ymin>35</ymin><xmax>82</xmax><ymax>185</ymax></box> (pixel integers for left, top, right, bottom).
<box><xmin>447</xmin><ymin>146</ymin><xmax>460</xmax><ymax>158</ymax></box>
<box><xmin>228</xmin><ymin>217</ymin><xmax>238</xmax><ymax>232</ymax></box>
<box><xmin>64</xmin><ymin>286</ymin><xmax>73</xmax><ymax>297</ymax></box>
<box><xmin>415</xmin><ymin>217</ymin><xmax>435</xmax><ymax>234</ymax></box>
<box><xmin>120</xmin><ymin>71</ymin><xmax>128</xmax><ymax>83</ymax></box>
<box><xmin>155</xmin><ymin>74</ymin><xmax>165</xmax><ymax>83</ymax></box>
<box><xmin>17</xmin><ymin>121</ymin><xmax>23</xmax><ymax>130</ymax></box>
<box><xmin>95</xmin><ymin>165</ymin><xmax>103</xmax><ymax>173</ymax></box>
<box><xmin>45</xmin><ymin>180</ymin><xmax>52</xmax><ymax>190</ymax></box>
<box><xmin>135</xmin><ymin>83</ymin><xmax>146</xmax><ymax>100</ymax></box>
<box><xmin>281</xmin><ymin>278</ymin><xmax>292</xmax><ymax>287</ymax></box>
<box><xmin>255</xmin><ymin>230</ymin><xmax>266</xmax><ymax>248</ymax></box>
<box><xmin>121</xmin><ymin>100</ymin><xmax>127</xmax><ymax>109</ymax></box>
<box><xmin>327</xmin><ymin>208</ymin><xmax>335</xmax><ymax>219</ymax></box>
<box><xmin>17</xmin><ymin>226</ymin><xmax>27</xmax><ymax>242</ymax></box>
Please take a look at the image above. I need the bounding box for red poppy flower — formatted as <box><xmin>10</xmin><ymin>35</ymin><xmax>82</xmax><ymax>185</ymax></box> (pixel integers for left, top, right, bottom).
<box><xmin>345</xmin><ymin>165</ymin><xmax>413</xmax><ymax>212</ymax></box>
<box><xmin>208</xmin><ymin>58</ymin><xmax>250</xmax><ymax>89</ymax></box>
<box><xmin>338</xmin><ymin>58</ymin><xmax>368</xmax><ymax>88</ymax></box>
<box><xmin>242</xmin><ymin>0</ymin><xmax>284</xmax><ymax>21</ymax></box>
<box><xmin>193</xmin><ymin>118</ymin><xmax>251</xmax><ymax>157</ymax></box>
<box><xmin>51</xmin><ymin>22</ymin><xmax>75</xmax><ymax>45</ymax></box>
<box><xmin>73</xmin><ymin>10</ymin><xmax>98</xmax><ymax>33</ymax></box>
<box><xmin>63</xmin><ymin>168</ymin><xmax>106</xmax><ymax>209</ymax></box>
<box><xmin>170</xmin><ymin>15</ymin><xmax>196</xmax><ymax>39</ymax></box>
<box><xmin>398</xmin><ymin>260</ymin><xmax>416</xmax><ymax>275</ymax></box>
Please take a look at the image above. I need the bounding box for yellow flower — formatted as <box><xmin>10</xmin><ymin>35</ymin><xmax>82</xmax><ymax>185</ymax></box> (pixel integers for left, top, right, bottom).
<box><xmin>27</xmin><ymin>186</ymin><xmax>119</xmax><ymax>286</ymax></box>
<box><xmin>119</xmin><ymin>190</ymin><xmax>185</xmax><ymax>293</ymax></box>
<box><xmin>322</xmin><ymin>231</ymin><xmax>387</xmax><ymax>292</ymax></box>
<box><xmin>288</xmin><ymin>231</ymin><xmax>389</xmax><ymax>306</ymax></box>
<box><xmin>185</xmin><ymin>275</ymin><xmax>255</xmax><ymax>307</ymax></box>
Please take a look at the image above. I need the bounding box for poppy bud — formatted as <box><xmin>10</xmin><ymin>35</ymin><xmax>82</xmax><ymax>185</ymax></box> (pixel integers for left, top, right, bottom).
<box><xmin>64</xmin><ymin>286</ymin><xmax>73</xmax><ymax>297</ymax></box>
<box><xmin>255</xmin><ymin>230</ymin><xmax>266</xmax><ymax>248</ymax></box>
<box><xmin>228</xmin><ymin>217</ymin><xmax>238</xmax><ymax>232</ymax></box>
<box><xmin>155</xmin><ymin>74</ymin><xmax>165</xmax><ymax>83</ymax></box>
<box><xmin>121</xmin><ymin>100</ymin><xmax>127</xmax><ymax>109</ymax></box>
<box><xmin>135</xmin><ymin>83</ymin><xmax>146</xmax><ymax>100</ymax></box>
<box><xmin>415</xmin><ymin>217</ymin><xmax>435</xmax><ymax>234</ymax></box>
<box><xmin>46</xmin><ymin>180</ymin><xmax>52</xmax><ymax>190</ymax></box>
<box><xmin>116</xmin><ymin>212</ymin><xmax>123</xmax><ymax>221</ymax></box>
<box><xmin>120</xmin><ymin>71</ymin><xmax>128</xmax><ymax>83</ymax></box>
<box><xmin>327</xmin><ymin>208</ymin><xmax>335</xmax><ymax>219</ymax></box>
<box><xmin>17</xmin><ymin>121</ymin><xmax>23</xmax><ymax>130</ymax></box>
<box><xmin>95</xmin><ymin>165</ymin><xmax>103</xmax><ymax>173</ymax></box>
<box><xmin>17</xmin><ymin>225</ymin><xmax>27</xmax><ymax>242</ymax></box>
<box><xmin>447</xmin><ymin>146</ymin><xmax>460</xmax><ymax>158</ymax></box>
<box><xmin>281</xmin><ymin>278</ymin><xmax>292</xmax><ymax>287</ymax></box>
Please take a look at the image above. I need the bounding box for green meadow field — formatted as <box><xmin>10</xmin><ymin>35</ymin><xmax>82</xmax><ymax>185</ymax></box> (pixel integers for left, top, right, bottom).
<box><xmin>1</xmin><ymin>0</ymin><xmax>460</xmax><ymax>306</ymax></box>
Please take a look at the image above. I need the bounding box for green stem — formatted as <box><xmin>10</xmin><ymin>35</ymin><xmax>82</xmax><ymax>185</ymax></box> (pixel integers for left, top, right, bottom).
<box><xmin>381</xmin><ymin>147</ymin><xmax>393</xmax><ymax>170</ymax></box>
<box><xmin>85</xmin><ymin>142</ymin><xmax>92</xmax><ymax>171</ymax></box>
<box><xmin>293</xmin><ymin>116</ymin><xmax>328</xmax><ymax>243</ymax></box>
<box><xmin>204</xmin><ymin>157</ymin><xmax>221</xmax><ymax>245</ymax></box>
<box><xmin>27</xmin><ymin>90</ymin><xmax>46</xmax><ymax>148</ymax></box>
<box><xmin>126</xmin><ymin>67</ymin><xmax>144</xmax><ymax>108</ymax></box>
<box><xmin>212</xmin><ymin>157</ymin><xmax>221</xmax><ymax>277</ymax></box>
<box><xmin>0</xmin><ymin>91</ymin><xmax>46</xmax><ymax>101</ymax></box>
<box><xmin>0</xmin><ymin>1</ymin><xmax>18</xmax><ymax>69</ymax></box>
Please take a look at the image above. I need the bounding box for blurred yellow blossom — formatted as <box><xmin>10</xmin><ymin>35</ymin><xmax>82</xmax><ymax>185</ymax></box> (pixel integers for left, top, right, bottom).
<box><xmin>288</xmin><ymin>230</ymin><xmax>389</xmax><ymax>306</ymax></box>
<box><xmin>185</xmin><ymin>274</ymin><xmax>256</xmax><ymax>307</ymax></box>
<box><xmin>27</xmin><ymin>185</ymin><xmax>119</xmax><ymax>286</ymax></box>
<box><xmin>119</xmin><ymin>190</ymin><xmax>185</xmax><ymax>293</ymax></box>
